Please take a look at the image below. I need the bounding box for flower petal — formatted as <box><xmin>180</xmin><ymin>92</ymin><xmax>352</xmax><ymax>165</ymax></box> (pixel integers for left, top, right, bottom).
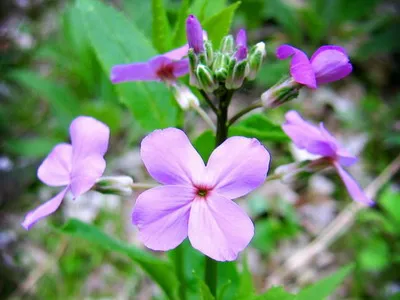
<box><xmin>276</xmin><ymin>45</ymin><xmax>316</xmax><ymax>88</ymax></box>
<box><xmin>70</xmin><ymin>155</ymin><xmax>106</xmax><ymax>198</ymax></box>
<box><xmin>37</xmin><ymin>143</ymin><xmax>72</xmax><ymax>186</ymax></box>
<box><xmin>110</xmin><ymin>62</ymin><xmax>157</xmax><ymax>83</ymax></box>
<box><xmin>141</xmin><ymin>128</ymin><xmax>205</xmax><ymax>185</ymax></box>
<box><xmin>70</xmin><ymin>116</ymin><xmax>109</xmax><ymax>162</ymax></box>
<box><xmin>132</xmin><ymin>185</ymin><xmax>195</xmax><ymax>251</ymax></box>
<box><xmin>21</xmin><ymin>187</ymin><xmax>68</xmax><ymax>230</ymax></box>
<box><xmin>163</xmin><ymin>44</ymin><xmax>189</xmax><ymax>60</ymax></box>
<box><xmin>172</xmin><ymin>59</ymin><xmax>189</xmax><ymax>78</ymax></box>
<box><xmin>334</xmin><ymin>163</ymin><xmax>374</xmax><ymax>206</ymax></box>
<box><xmin>311</xmin><ymin>45</ymin><xmax>352</xmax><ymax>85</ymax></box>
<box><xmin>188</xmin><ymin>193</ymin><xmax>254</xmax><ymax>261</ymax></box>
<box><xmin>206</xmin><ymin>137</ymin><xmax>270</xmax><ymax>199</ymax></box>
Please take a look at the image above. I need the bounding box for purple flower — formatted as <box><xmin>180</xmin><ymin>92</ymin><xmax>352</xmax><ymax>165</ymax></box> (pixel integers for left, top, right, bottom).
<box><xmin>282</xmin><ymin>111</ymin><xmax>373</xmax><ymax>206</ymax></box>
<box><xmin>236</xmin><ymin>29</ymin><xmax>247</xmax><ymax>48</ymax></box>
<box><xmin>132</xmin><ymin>128</ymin><xmax>270</xmax><ymax>261</ymax></box>
<box><xmin>186</xmin><ymin>15</ymin><xmax>204</xmax><ymax>53</ymax></box>
<box><xmin>277</xmin><ymin>45</ymin><xmax>352</xmax><ymax>89</ymax></box>
<box><xmin>22</xmin><ymin>116</ymin><xmax>110</xmax><ymax>229</ymax></box>
<box><xmin>110</xmin><ymin>49</ymin><xmax>189</xmax><ymax>84</ymax></box>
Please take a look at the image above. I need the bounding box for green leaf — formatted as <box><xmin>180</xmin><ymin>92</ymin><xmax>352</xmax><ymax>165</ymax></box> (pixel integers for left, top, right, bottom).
<box><xmin>380</xmin><ymin>187</ymin><xmax>400</xmax><ymax>226</ymax></box>
<box><xmin>152</xmin><ymin>0</ymin><xmax>172</xmax><ymax>53</ymax></box>
<box><xmin>203</xmin><ymin>2</ymin><xmax>241</xmax><ymax>47</ymax></box>
<box><xmin>199</xmin><ymin>279</ymin><xmax>215</xmax><ymax>300</ymax></box>
<box><xmin>4</xmin><ymin>137</ymin><xmax>63</xmax><ymax>158</ymax></box>
<box><xmin>230</xmin><ymin>114</ymin><xmax>289</xmax><ymax>142</ymax></box>
<box><xmin>296</xmin><ymin>264</ymin><xmax>354</xmax><ymax>300</ymax></box>
<box><xmin>253</xmin><ymin>286</ymin><xmax>295</xmax><ymax>300</ymax></box>
<box><xmin>60</xmin><ymin>219</ymin><xmax>179</xmax><ymax>299</ymax></box>
<box><xmin>193</xmin><ymin>130</ymin><xmax>215</xmax><ymax>162</ymax></box>
<box><xmin>122</xmin><ymin>0</ymin><xmax>152</xmax><ymax>37</ymax></box>
<box><xmin>237</xmin><ymin>257</ymin><xmax>255</xmax><ymax>298</ymax></box>
<box><xmin>255</xmin><ymin>60</ymin><xmax>290</xmax><ymax>88</ymax></box>
<box><xmin>9</xmin><ymin>70</ymin><xmax>80</xmax><ymax>128</ymax></box>
<box><xmin>172</xmin><ymin>0</ymin><xmax>190</xmax><ymax>47</ymax></box>
<box><xmin>358</xmin><ymin>238</ymin><xmax>390</xmax><ymax>272</ymax></box>
<box><xmin>191</xmin><ymin>0</ymin><xmax>228</xmax><ymax>21</ymax></box>
<box><xmin>76</xmin><ymin>0</ymin><xmax>178</xmax><ymax>131</ymax></box>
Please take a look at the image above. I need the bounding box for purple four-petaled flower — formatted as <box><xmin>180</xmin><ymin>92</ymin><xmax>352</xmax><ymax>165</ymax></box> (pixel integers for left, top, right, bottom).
<box><xmin>282</xmin><ymin>111</ymin><xmax>373</xmax><ymax>206</ymax></box>
<box><xmin>132</xmin><ymin>128</ymin><xmax>270</xmax><ymax>261</ymax></box>
<box><xmin>277</xmin><ymin>45</ymin><xmax>353</xmax><ymax>89</ymax></box>
<box><xmin>22</xmin><ymin>116</ymin><xmax>110</xmax><ymax>229</ymax></box>
<box><xmin>110</xmin><ymin>45</ymin><xmax>189</xmax><ymax>84</ymax></box>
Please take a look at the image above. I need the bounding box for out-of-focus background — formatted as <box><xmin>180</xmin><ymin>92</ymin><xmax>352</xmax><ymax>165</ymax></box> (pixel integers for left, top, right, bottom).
<box><xmin>1</xmin><ymin>0</ymin><xmax>399</xmax><ymax>299</ymax></box>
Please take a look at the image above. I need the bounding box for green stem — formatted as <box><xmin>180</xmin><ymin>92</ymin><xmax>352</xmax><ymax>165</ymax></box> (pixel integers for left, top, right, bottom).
<box><xmin>205</xmin><ymin>89</ymin><xmax>234</xmax><ymax>297</ymax></box>
<box><xmin>228</xmin><ymin>101</ymin><xmax>263</xmax><ymax>127</ymax></box>
<box><xmin>170</xmin><ymin>244</ymin><xmax>186</xmax><ymax>300</ymax></box>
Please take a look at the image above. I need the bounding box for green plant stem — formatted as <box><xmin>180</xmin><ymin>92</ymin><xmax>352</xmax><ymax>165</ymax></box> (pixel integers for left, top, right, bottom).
<box><xmin>200</xmin><ymin>90</ymin><xmax>218</xmax><ymax>115</ymax></box>
<box><xmin>205</xmin><ymin>89</ymin><xmax>234</xmax><ymax>297</ymax></box>
<box><xmin>131</xmin><ymin>183</ymin><xmax>159</xmax><ymax>189</ymax></box>
<box><xmin>170</xmin><ymin>244</ymin><xmax>186</xmax><ymax>300</ymax></box>
<box><xmin>228</xmin><ymin>101</ymin><xmax>263</xmax><ymax>126</ymax></box>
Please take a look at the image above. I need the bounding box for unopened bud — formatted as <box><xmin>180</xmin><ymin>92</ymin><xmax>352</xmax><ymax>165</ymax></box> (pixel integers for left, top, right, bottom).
<box><xmin>204</xmin><ymin>40</ymin><xmax>214</xmax><ymax>66</ymax></box>
<box><xmin>212</xmin><ymin>53</ymin><xmax>229</xmax><ymax>81</ymax></box>
<box><xmin>95</xmin><ymin>176</ymin><xmax>133</xmax><ymax>197</ymax></box>
<box><xmin>172</xmin><ymin>84</ymin><xmax>199</xmax><ymax>110</ymax></box>
<box><xmin>248</xmin><ymin>42</ymin><xmax>266</xmax><ymax>80</ymax></box>
<box><xmin>236</xmin><ymin>29</ymin><xmax>247</xmax><ymax>48</ymax></box>
<box><xmin>220</xmin><ymin>35</ymin><xmax>234</xmax><ymax>54</ymax></box>
<box><xmin>188</xmin><ymin>48</ymin><xmax>200</xmax><ymax>87</ymax></box>
<box><xmin>186</xmin><ymin>15</ymin><xmax>204</xmax><ymax>54</ymax></box>
<box><xmin>235</xmin><ymin>45</ymin><xmax>248</xmax><ymax>61</ymax></box>
<box><xmin>196</xmin><ymin>64</ymin><xmax>218</xmax><ymax>93</ymax></box>
<box><xmin>261</xmin><ymin>78</ymin><xmax>301</xmax><ymax>108</ymax></box>
<box><xmin>225</xmin><ymin>59</ymin><xmax>249</xmax><ymax>90</ymax></box>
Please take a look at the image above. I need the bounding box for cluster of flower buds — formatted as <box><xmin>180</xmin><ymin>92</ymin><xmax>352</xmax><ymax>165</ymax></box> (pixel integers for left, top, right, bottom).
<box><xmin>186</xmin><ymin>15</ymin><xmax>266</xmax><ymax>92</ymax></box>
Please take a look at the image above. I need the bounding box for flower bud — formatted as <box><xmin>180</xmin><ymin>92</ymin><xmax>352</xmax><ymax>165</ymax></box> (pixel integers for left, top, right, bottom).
<box><xmin>188</xmin><ymin>48</ymin><xmax>200</xmax><ymax>87</ymax></box>
<box><xmin>212</xmin><ymin>53</ymin><xmax>229</xmax><ymax>81</ymax></box>
<box><xmin>196</xmin><ymin>64</ymin><xmax>218</xmax><ymax>93</ymax></box>
<box><xmin>236</xmin><ymin>29</ymin><xmax>247</xmax><ymax>48</ymax></box>
<box><xmin>172</xmin><ymin>84</ymin><xmax>200</xmax><ymax>110</ymax></box>
<box><xmin>235</xmin><ymin>45</ymin><xmax>248</xmax><ymax>61</ymax></box>
<box><xmin>186</xmin><ymin>15</ymin><xmax>204</xmax><ymax>54</ymax></box>
<box><xmin>204</xmin><ymin>40</ymin><xmax>214</xmax><ymax>66</ymax></box>
<box><xmin>219</xmin><ymin>35</ymin><xmax>234</xmax><ymax>54</ymax></box>
<box><xmin>247</xmin><ymin>42</ymin><xmax>266</xmax><ymax>80</ymax></box>
<box><xmin>225</xmin><ymin>59</ymin><xmax>249</xmax><ymax>90</ymax></box>
<box><xmin>261</xmin><ymin>78</ymin><xmax>301</xmax><ymax>108</ymax></box>
<box><xmin>94</xmin><ymin>176</ymin><xmax>133</xmax><ymax>197</ymax></box>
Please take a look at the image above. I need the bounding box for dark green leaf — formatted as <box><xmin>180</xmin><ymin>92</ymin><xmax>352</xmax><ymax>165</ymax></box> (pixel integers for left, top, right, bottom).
<box><xmin>296</xmin><ymin>264</ymin><xmax>354</xmax><ymax>300</ymax></box>
<box><xmin>152</xmin><ymin>0</ymin><xmax>172</xmax><ymax>53</ymax></box>
<box><xmin>60</xmin><ymin>219</ymin><xmax>179</xmax><ymax>299</ymax></box>
<box><xmin>203</xmin><ymin>2</ymin><xmax>241</xmax><ymax>47</ymax></box>
<box><xmin>230</xmin><ymin>113</ymin><xmax>289</xmax><ymax>142</ymax></box>
<box><xmin>193</xmin><ymin>130</ymin><xmax>215</xmax><ymax>162</ymax></box>
<box><xmin>172</xmin><ymin>0</ymin><xmax>190</xmax><ymax>47</ymax></box>
<box><xmin>76</xmin><ymin>0</ymin><xmax>178</xmax><ymax>131</ymax></box>
<box><xmin>200</xmin><ymin>279</ymin><xmax>215</xmax><ymax>300</ymax></box>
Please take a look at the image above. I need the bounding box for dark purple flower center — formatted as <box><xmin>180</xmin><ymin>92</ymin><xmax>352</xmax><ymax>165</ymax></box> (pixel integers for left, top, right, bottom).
<box><xmin>194</xmin><ymin>185</ymin><xmax>212</xmax><ymax>198</ymax></box>
<box><xmin>156</xmin><ymin>64</ymin><xmax>175</xmax><ymax>81</ymax></box>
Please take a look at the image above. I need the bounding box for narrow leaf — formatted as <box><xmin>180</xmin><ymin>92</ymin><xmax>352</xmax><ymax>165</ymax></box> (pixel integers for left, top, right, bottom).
<box><xmin>253</xmin><ymin>286</ymin><xmax>295</xmax><ymax>300</ymax></box>
<box><xmin>172</xmin><ymin>0</ymin><xmax>190</xmax><ymax>47</ymax></box>
<box><xmin>152</xmin><ymin>0</ymin><xmax>172</xmax><ymax>53</ymax></box>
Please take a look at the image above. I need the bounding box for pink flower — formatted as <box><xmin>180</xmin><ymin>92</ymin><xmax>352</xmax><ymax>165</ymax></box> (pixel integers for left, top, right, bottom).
<box><xmin>110</xmin><ymin>45</ymin><xmax>189</xmax><ymax>84</ymax></box>
<box><xmin>277</xmin><ymin>45</ymin><xmax>352</xmax><ymax>89</ymax></box>
<box><xmin>282</xmin><ymin>111</ymin><xmax>373</xmax><ymax>206</ymax></box>
<box><xmin>132</xmin><ymin>128</ymin><xmax>270</xmax><ymax>261</ymax></box>
<box><xmin>22</xmin><ymin>116</ymin><xmax>110</xmax><ymax>229</ymax></box>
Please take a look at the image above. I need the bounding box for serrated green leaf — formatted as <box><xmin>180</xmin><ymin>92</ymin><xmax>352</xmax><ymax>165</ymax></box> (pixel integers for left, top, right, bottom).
<box><xmin>152</xmin><ymin>0</ymin><xmax>172</xmax><ymax>53</ymax></box>
<box><xmin>254</xmin><ymin>286</ymin><xmax>295</xmax><ymax>300</ymax></box>
<box><xmin>229</xmin><ymin>113</ymin><xmax>289</xmax><ymax>142</ymax></box>
<box><xmin>203</xmin><ymin>2</ymin><xmax>241</xmax><ymax>47</ymax></box>
<box><xmin>59</xmin><ymin>219</ymin><xmax>179</xmax><ymax>300</ymax></box>
<box><xmin>193</xmin><ymin>130</ymin><xmax>215</xmax><ymax>162</ymax></box>
<box><xmin>9</xmin><ymin>70</ymin><xmax>80</xmax><ymax>128</ymax></box>
<box><xmin>172</xmin><ymin>0</ymin><xmax>190</xmax><ymax>47</ymax></box>
<box><xmin>296</xmin><ymin>264</ymin><xmax>354</xmax><ymax>300</ymax></box>
<box><xmin>76</xmin><ymin>0</ymin><xmax>178</xmax><ymax>131</ymax></box>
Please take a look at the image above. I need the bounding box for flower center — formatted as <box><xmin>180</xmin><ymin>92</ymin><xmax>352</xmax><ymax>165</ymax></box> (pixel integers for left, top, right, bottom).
<box><xmin>156</xmin><ymin>64</ymin><xmax>175</xmax><ymax>81</ymax></box>
<box><xmin>195</xmin><ymin>185</ymin><xmax>211</xmax><ymax>198</ymax></box>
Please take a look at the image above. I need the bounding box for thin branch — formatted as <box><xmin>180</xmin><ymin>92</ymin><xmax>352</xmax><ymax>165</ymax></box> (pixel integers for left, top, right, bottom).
<box><xmin>131</xmin><ymin>183</ymin><xmax>159</xmax><ymax>190</ymax></box>
<box><xmin>191</xmin><ymin>103</ymin><xmax>216</xmax><ymax>132</ymax></box>
<box><xmin>266</xmin><ymin>154</ymin><xmax>400</xmax><ymax>286</ymax></box>
<box><xmin>228</xmin><ymin>101</ymin><xmax>263</xmax><ymax>126</ymax></box>
<box><xmin>200</xmin><ymin>90</ymin><xmax>218</xmax><ymax>115</ymax></box>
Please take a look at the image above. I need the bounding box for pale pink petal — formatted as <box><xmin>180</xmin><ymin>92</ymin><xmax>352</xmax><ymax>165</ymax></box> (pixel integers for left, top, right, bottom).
<box><xmin>70</xmin><ymin>116</ymin><xmax>110</xmax><ymax>163</ymax></box>
<box><xmin>21</xmin><ymin>187</ymin><xmax>68</xmax><ymax>230</ymax></box>
<box><xmin>188</xmin><ymin>193</ymin><xmax>254</xmax><ymax>261</ymax></box>
<box><xmin>70</xmin><ymin>155</ymin><xmax>106</xmax><ymax>198</ymax></box>
<box><xmin>311</xmin><ymin>46</ymin><xmax>352</xmax><ymax>85</ymax></box>
<box><xmin>276</xmin><ymin>45</ymin><xmax>316</xmax><ymax>88</ymax></box>
<box><xmin>163</xmin><ymin>44</ymin><xmax>189</xmax><ymax>60</ymax></box>
<box><xmin>132</xmin><ymin>185</ymin><xmax>195</xmax><ymax>251</ymax></box>
<box><xmin>141</xmin><ymin>128</ymin><xmax>205</xmax><ymax>185</ymax></box>
<box><xmin>37</xmin><ymin>143</ymin><xmax>72</xmax><ymax>186</ymax></box>
<box><xmin>172</xmin><ymin>59</ymin><xmax>189</xmax><ymax>78</ymax></box>
<box><xmin>205</xmin><ymin>137</ymin><xmax>270</xmax><ymax>199</ymax></box>
<box><xmin>334</xmin><ymin>163</ymin><xmax>374</xmax><ymax>206</ymax></box>
<box><xmin>110</xmin><ymin>62</ymin><xmax>157</xmax><ymax>83</ymax></box>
